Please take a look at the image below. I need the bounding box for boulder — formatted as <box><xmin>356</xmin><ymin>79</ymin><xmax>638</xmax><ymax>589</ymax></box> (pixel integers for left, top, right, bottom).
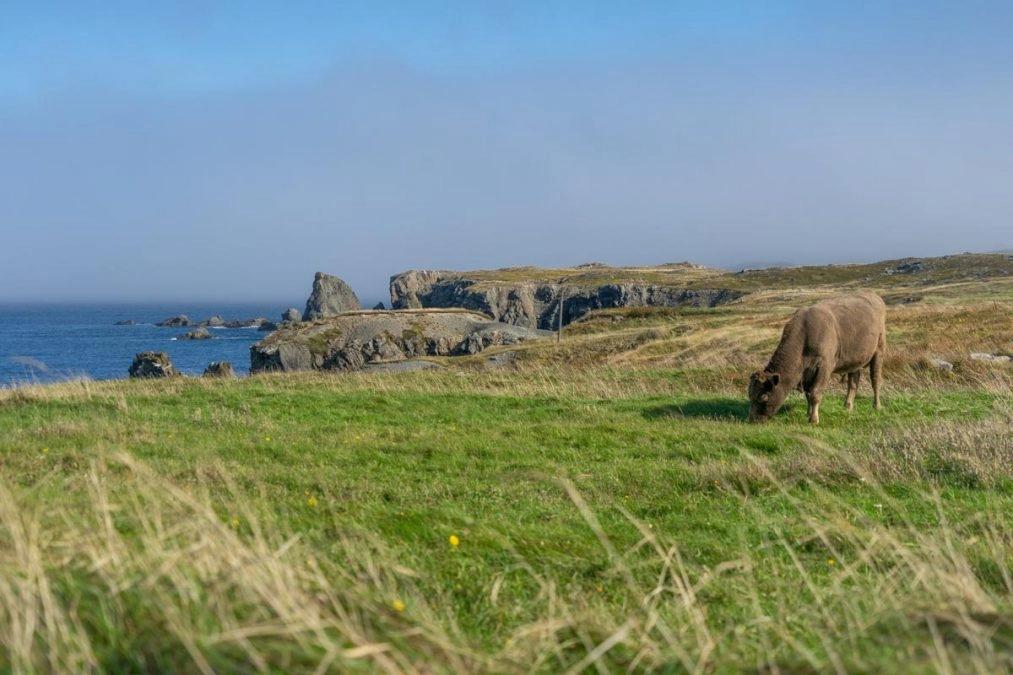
<box><xmin>282</xmin><ymin>307</ymin><xmax>302</xmax><ymax>323</ymax></box>
<box><xmin>303</xmin><ymin>272</ymin><xmax>361</xmax><ymax>321</ymax></box>
<box><xmin>128</xmin><ymin>352</ymin><xmax>178</xmax><ymax>378</ymax></box>
<box><xmin>373</xmin><ymin>302</ymin><xmax>386</xmax><ymax>310</ymax></box>
<box><xmin>928</xmin><ymin>357</ymin><xmax>954</xmax><ymax>371</ymax></box>
<box><xmin>203</xmin><ymin>361</ymin><xmax>236</xmax><ymax>378</ymax></box>
<box><xmin>258</xmin><ymin>321</ymin><xmax>280</xmax><ymax>332</ymax></box>
<box><xmin>176</xmin><ymin>327</ymin><xmax>214</xmax><ymax>340</ymax></box>
<box><xmin>251</xmin><ymin>310</ymin><xmax>550</xmax><ymax>373</ymax></box>
<box><xmin>202</xmin><ymin>315</ymin><xmax>225</xmax><ymax>327</ymax></box>
<box><xmin>484</xmin><ymin>350</ymin><xmax>518</xmax><ymax>370</ymax></box>
<box><xmin>970</xmin><ymin>352</ymin><xmax>1012</xmax><ymax>363</ymax></box>
<box><xmin>157</xmin><ymin>315</ymin><xmax>192</xmax><ymax>328</ymax></box>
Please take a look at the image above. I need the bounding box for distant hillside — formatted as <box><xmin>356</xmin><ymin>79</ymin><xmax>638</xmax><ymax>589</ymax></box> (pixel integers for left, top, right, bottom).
<box><xmin>712</xmin><ymin>253</ymin><xmax>1013</xmax><ymax>291</ymax></box>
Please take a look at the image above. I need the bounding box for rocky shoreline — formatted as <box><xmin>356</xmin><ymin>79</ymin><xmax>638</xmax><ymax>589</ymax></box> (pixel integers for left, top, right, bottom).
<box><xmin>250</xmin><ymin>309</ymin><xmax>550</xmax><ymax>373</ymax></box>
<box><xmin>123</xmin><ymin>253</ymin><xmax>1013</xmax><ymax>378</ymax></box>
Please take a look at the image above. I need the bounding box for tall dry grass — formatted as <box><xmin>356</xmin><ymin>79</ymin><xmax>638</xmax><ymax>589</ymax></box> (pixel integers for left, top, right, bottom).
<box><xmin>0</xmin><ymin>453</ymin><xmax>476</xmax><ymax>673</ymax></box>
<box><xmin>2</xmin><ymin>446</ymin><xmax>1009</xmax><ymax>672</ymax></box>
<box><xmin>500</xmin><ymin>455</ymin><xmax>1012</xmax><ymax>673</ymax></box>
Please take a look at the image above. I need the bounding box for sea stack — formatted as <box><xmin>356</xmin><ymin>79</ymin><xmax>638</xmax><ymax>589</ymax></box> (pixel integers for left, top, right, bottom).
<box><xmin>302</xmin><ymin>272</ymin><xmax>360</xmax><ymax>320</ymax></box>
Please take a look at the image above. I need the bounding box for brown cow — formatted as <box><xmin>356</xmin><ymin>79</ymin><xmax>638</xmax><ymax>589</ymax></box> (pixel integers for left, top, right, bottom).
<box><xmin>749</xmin><ymin>291</ymin><xmax>886</xmax><ymax>424</ymax></box>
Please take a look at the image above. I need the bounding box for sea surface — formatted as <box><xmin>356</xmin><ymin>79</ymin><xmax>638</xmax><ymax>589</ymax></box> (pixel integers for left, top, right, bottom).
<box><xmin>0</xmin><ymin>302</ymin><xmax>297</xmax><ymax>386</ymax></box>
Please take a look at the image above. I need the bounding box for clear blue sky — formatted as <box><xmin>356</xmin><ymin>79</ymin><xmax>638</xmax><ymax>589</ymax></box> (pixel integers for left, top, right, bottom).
<box><xmin>2</xmin><ymin>1</ymin><xmax>1012</xmax><ymax>303</ymax></box>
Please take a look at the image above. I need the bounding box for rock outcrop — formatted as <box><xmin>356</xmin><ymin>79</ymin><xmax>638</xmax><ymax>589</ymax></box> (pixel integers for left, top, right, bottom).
<box><xmin>222</xmin><ymin>318</ymin><xmax>268</xmax><ymax>329</ymax></box>
<box><xmin>176</xmin><ymin>327</ymin><xmax>214</xmax><ymax>340</ymax></box>
<box><xmin>128</xmin><ymin>352</ymin><xmax>178</xmax><ymax>378</ymax></box>
<box><xmin>970</xmin><ymin>352</ymin><xmax>1012</xmax><ymax>364</ymax></box>
<box><xmin>303</xmin><ymin>272</ymin><xmax>360</xmax><ymax>321</ymax></box>
<box><xmin>282</xmin><ymin>308</ymin><xmax>302</xmax><ymax>323</ymax></box>
<box><xmin>203</xmin><ymin>361</ymin><xmax>236</xmax><ymax>378</ymax></box>
<box><xmin>251</xmin><ymin>310</ymin><xmax>549</xmax><ymax>373</ymax></box>
<box><xmin>389</xmin><ymin>267</ymin><xmax>745</xmax><ymax>330</ymax></box>
<box><xmin>157</xmin><ymin>315</ymin><xmax>192</xmax><ymax>328</ymax></box>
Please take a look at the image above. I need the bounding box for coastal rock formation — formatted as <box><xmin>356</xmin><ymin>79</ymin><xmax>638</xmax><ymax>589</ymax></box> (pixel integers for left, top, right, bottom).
<box><xmin>157</xmin><ymin>315</ymin><xmax>193</xmax><ymax>328</ymax></box>
<box><xmin>389</xmin><ymin>266</ymin><xmax>745</xmax><ymax>330</ymax></box>
<box><xmin>302</xmin><ymin>272</ymin><xmax>361</xmax><ymax>321</ymax></box>
<box><xmin>203</xmin><ymin>361</ymin><xmax>236</xmax><ymax>378</ymax></box>
<box><xmin>114</xmin><ymin>319</ymin><xmax>136</xmax><ymax>326</ymax></box>
<box><xmin>282</xmin><ymin>308</ymin><xmax>302</xmax><ymax>323</ymax></box>
<box><xmin>156</xmin><ymin>313</ymin><xmax>270</xmax><ymax>329</ymax></box>
<box><xmin>251</xmin><ymin>310</ymin><xmax>550</xmax><ymax>373</ymax></box>
<box><xmin>128</xmin><ymin>352</ymin><xmax>178</xmax><ymax>378</ymax></box>
<box><xmin>223</xmin><ymin>318</ymin><xmax>267</xmax><ymax>329</ymax></box>
<box><xmin>176</xmin><ymin>327</ymin><xmax>214</xmax><ymax>340</ymax></box>
<box><xmin>388</xmin><ymin>254</ymin><xmax>1013</xmax><ymax>330</ymax></box>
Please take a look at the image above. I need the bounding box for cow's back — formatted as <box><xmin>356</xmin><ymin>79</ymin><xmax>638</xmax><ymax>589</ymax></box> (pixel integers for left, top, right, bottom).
<box><xmin>798</xmin><ymin>292</ymin><xmax>884</xmax><ymax>372</ymax></box>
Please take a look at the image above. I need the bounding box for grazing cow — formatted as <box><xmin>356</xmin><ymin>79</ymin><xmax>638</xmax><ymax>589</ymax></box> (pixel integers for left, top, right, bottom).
<box><xmin>748</xmin><ymin>291</ymin><xmax>886</xmax><ymax>424</ymax></box>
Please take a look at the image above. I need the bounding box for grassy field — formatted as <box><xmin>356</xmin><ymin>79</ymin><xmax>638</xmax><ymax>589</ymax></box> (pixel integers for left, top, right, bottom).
<box><xmin>1</xmin><ymin>272</ymin><xmax>1011</xmax><ymax>673</ymax></box>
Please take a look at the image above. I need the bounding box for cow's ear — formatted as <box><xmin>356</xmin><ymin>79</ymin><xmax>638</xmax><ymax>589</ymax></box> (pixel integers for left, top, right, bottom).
<box><xmin>767</xmin><ymin>373</ymin><xmax>780</xmax><ymax>389</ymax></box>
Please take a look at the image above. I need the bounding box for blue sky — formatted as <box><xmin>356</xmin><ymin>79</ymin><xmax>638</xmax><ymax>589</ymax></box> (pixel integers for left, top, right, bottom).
<box><xmin>2</xmin><ymin>2</ymin><xmax>1012</xmax><ymax>303</ymax></box>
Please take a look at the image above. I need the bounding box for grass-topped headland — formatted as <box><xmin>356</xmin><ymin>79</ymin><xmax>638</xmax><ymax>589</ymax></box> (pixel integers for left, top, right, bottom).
<box><xmin>386</xmin><ymin>252</ymin><xmax>1013</xmax><ymax>335</ymax></box>
<box><xmin>394</xmin><ymin>252</ymin><xmax>1013</xmax><ymax>294</ymax></box>
<box><xmin>1</xmin><ymin>256</ymin><xmax>1011</xmax><ymax>672</ymax></box>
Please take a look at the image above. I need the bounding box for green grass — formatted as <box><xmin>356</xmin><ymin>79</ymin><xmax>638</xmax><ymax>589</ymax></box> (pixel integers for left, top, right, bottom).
<box><xmin>1</xmin><ymin>367</ymin><xmax>1010</xmax><ymax>672</ymax></box>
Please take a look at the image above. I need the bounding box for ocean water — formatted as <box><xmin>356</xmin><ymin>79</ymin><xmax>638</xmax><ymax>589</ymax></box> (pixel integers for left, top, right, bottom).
<box><xmin>0</xmin><ymin>302</ymin><xmax>297</xmax><ymax>386</ymax></box>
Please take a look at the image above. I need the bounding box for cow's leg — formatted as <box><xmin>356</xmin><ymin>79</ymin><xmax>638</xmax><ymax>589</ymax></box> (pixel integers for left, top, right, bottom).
<box><xmin>845</xmin><ymin>371</ymin><xmax>860</xmax><ymax>410</ymax></box>
<box><xmin>806</xmin><ymin>365</ymin><xmax>833</xmax><ymax>424</ymax></box>
<box><xmin>806</xmin><ymin>389</ymin><xmax>821</xmax><ymax>424</ymax></box>
<box><xmin>870</xmin><ymin>352</ymin><xmax>882</xmax><ymax>410</ymax></box>
<box><xmin>806</xmin><ymin>387</ymin><xmax>822</xmax><ymax>423</ymax></box>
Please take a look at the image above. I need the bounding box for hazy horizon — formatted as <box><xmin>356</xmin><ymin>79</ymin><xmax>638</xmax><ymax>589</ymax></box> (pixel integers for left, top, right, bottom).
<box><xmin>0</xmin><ymin>248</ymin><xmax>1009</xmax><ymax>309</ymax></box>
<box><xmin>3</xmin><ymin>2</ymin><xmax>1012</xmax><ymax>305</ymax></box>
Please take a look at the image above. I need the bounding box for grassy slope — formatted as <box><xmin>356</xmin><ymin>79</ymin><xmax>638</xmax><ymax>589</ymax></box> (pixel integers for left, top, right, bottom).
<box><xmin>1</xmin><ymin>256</ymin><xmax>1011</xmax><ymax>673</ymax></box>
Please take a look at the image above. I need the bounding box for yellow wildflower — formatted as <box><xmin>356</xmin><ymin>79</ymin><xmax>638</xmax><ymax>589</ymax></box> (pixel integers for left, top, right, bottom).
<box><xmin>391</xmin><ymin>599</ymin><xmax>406</xmax><ymax>612</ymax></box>
<box><xmin>307</xmin><ymin>495</ymin><xmax>318</xmax><ymax>507</ymax></box>
<box><xmin>449</xmin><ymin>534</ymin><xmax>460</xmax><ymax>548</ymax></box>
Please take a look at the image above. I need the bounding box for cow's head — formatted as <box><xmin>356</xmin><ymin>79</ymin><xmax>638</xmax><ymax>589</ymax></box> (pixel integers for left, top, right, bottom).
<box><xmin>748</xmin><ymin>371</ymin><xmax>787</xmax><ymax>422</ymax></box>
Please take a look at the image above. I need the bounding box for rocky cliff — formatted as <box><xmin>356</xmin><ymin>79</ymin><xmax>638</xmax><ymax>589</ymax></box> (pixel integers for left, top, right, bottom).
<box><xmin>250</xmin><ymin>310</ymin><xmax>550</xmax><ymax>373</ymax></box>
<box><xmin>303</xmin><ymin>272</ymin><xmax>361</xmax><ymax>321</ymax></box>
<box><xmin>389</xmin><ymin>264</ymin><xmax>746</xmax><ymax>329</ymax></box>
